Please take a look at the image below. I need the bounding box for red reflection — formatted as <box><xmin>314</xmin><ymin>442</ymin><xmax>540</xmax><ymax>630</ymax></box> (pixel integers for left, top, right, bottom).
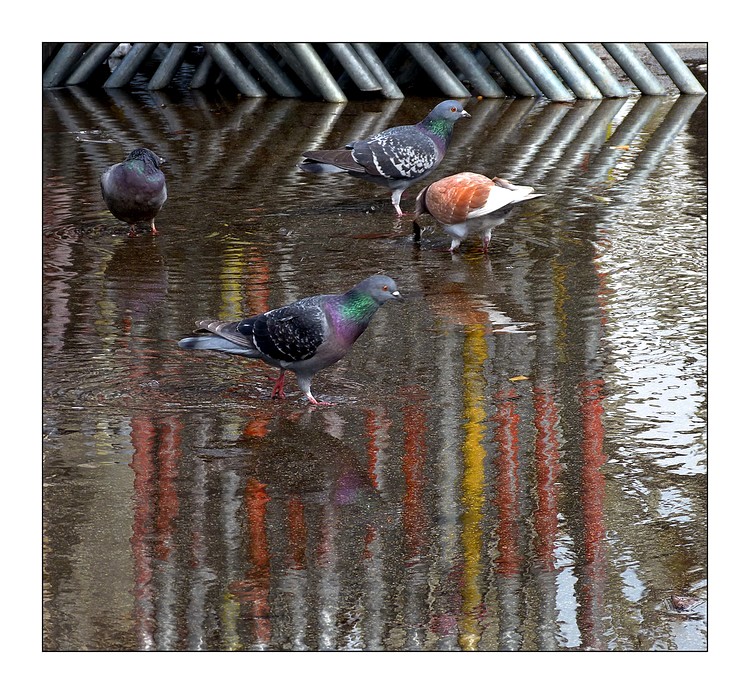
<box><xmin>533</xmin><ymin>384</ymin><xmax>562</xmax><ymax>572</ymax></box>
<box><xmin>403</xmin><ymin>395</ymin><xmax>428</xmax><ymax>561</ymax></box>
<box><xmin>493</xmin><ymin>388</ymin><xmax>522</xmax><ymax>577</ymax></box>
<box><xmin>230</xmin><ymin>478</ymin><xmax>271</xmax><ymax>648</ymax></box>
<box><xmin>244</xmin><ymin>255</ymin><xmax>271</xmax><ymax>316</ymax></box>
<box><xmin>578</xmin><ymin>378</ymin><xmax>607</xmax><ymax>650</ymax></box>
<box><xmin>154</xmin><ymin>417</ymin><xmax>182</xmax><ymax>561</ymax></box>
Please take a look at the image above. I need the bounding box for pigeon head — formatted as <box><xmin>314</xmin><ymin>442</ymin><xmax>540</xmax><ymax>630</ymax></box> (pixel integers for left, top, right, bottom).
<box><xmin>352</xmin><ymin>275</ymin><xmax>403</xmax><ymax>304</ymax></box>
<box><xmin>425</xmin><ymin>100</ymin><xmax>472</xmax><ymax>124</ymax></box>
<box><xmin>126</xmin><ymin>148</ymin><xmax>165</xmax><ymax>169</ymax></box>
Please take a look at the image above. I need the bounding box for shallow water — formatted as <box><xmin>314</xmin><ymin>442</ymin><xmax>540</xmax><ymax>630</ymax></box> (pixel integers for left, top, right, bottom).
<box><xmin>42</xmin><ymin>84</ymin><xmax>707</xmax><ymax>651</ymax></box>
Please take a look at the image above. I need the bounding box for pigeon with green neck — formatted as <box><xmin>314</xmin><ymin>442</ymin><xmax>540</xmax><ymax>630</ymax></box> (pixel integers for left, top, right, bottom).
<box><xmin>299</xmin><ymin>100</ymin><xmax>471</xmax><ymax>216</ymax></box>
<box><xmin>179</xmin><ymin>275</ymin><xmax>403</xmax><ymax>406</ymax></box>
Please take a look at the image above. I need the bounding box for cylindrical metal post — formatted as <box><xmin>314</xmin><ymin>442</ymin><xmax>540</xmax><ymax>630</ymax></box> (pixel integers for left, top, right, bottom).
<box><xmin>504</xmin><ymin>43</ymin><xmax>575</xmax><ymax>101</ymax></box>
<box><xmin>235</xmin><ymin>43</ymin><xmax>302</xmax><ymax>97</ymax></box>
<box><xmin>104</xmin><ymin>43</ymin><xmax>159</xmax><ymax>88</ymax></box>
<box><xmin>645</xmin><ymin>43</ymin><xmax>706</xmax><ymax>95</ymax></box>
<box><xmin>287</xmin><ymin>43</ymin><xmax>347</xmax><ymax>102</ymax></box>
<box><xmin>327</xmin><ymin>43</ymin><xmax>381</xmax><ymax>92</ymax></box>
<box><xmin>602</xmin><ymin>43</ymin><xmax>667</xmax><ymax>95</ymax></box>
<box><xmin>148</xmin><ymin>43</ymin><xmax>189</xmax><ymax>90</ymax></box>
<box><xmin>478</xmin><ymin>43</ymin><xmax>541</xmax><ymax>97</ymax></box>
<box><xmin>440</xmin><ymin>42</ymin><xmax>505</xmax><ymax>97</ymax></box>
<box><xmin>535</xmin><ymin>43</ymin><xmax>603</xmax><ymax>99</ymax></box>
<box><xmin>190</xmin><ymin>54</ymin><xmax>214</xmax><ymax>89</ymax></box>
<box><xmin>203</xmin><ymin>43</ymin><xmax>266</xmax><ymax>97</ymax></box>
<box><xmin>65</xmin><ymin>43</ymin><xmax>119</xmax><ymax>85</ymax></box>
<box><xmin>403</xmin><ymin>43</ymin><xmax>471</xmax><ymax>98</ymax></box>
<box><xmin>352</xmin><ymin>43</ymin><xmax>404</xmax><ymax>99</ymax></box>
<box><xmin>563</xmin><ymin>43</ymin><xmax>629</xmax><ymax>98</ymax></box>
<box><xmin>43</xmin><ymin>43</ymin><xmax>89</xmax><ymax>87</ymax></box>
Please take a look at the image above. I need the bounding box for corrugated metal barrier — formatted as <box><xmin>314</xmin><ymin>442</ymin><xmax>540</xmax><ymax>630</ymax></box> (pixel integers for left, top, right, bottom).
<box><xmin>42</xmin><ymin>42</ymin><xmax>706</xmax><ymax>101</ymax></box>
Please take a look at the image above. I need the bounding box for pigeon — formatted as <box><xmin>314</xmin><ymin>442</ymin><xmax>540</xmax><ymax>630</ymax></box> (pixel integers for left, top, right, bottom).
<box><xmin>178</xmin><ymin>275</ymin><xmax>403</xmax><ymax>406</ymax></box>
<box><xmin>298</xmin><ymin>100</ymin><xmax>471</xmax><ymax>216</ymax></box>
<box><xmin>413</xmin><ymin>172</ymin><xmax>543</xmax><ymax>252</ymax></box>
<box><xmin>101</xmin><ymin>148</ymin><xmax>167</xmax><ymax>236</ymax></box>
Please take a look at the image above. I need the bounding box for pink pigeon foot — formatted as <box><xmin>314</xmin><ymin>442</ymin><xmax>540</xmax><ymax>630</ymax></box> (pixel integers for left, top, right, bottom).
<box><xmin>270</xmin><ymin>371</ymin><xmax>287</xmax><ymax>399</ymax></box>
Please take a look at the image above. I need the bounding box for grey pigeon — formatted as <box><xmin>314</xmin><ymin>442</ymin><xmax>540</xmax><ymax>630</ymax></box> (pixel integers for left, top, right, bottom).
<box><xmin>413</xmin><ymin>172</ymin><xmax>543</xmax><ymax>252</ymax></box>
<box><xmin>101</xmin><ymin>148</ymin><xmax>167</xmax><ymax>236</ymax></box>
<box><xmin>298</xmin><ymin>100</ymin><xmax>471</xmax><ymax>216</ymax></box>
<box><xmin>178</xmin><ymin>275</ymin><xmax>403</xmax><ymax>406</ymax></box>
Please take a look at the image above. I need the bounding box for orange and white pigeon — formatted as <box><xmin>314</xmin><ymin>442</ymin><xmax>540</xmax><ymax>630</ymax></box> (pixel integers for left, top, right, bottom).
<box><xmin>413</xmin><ymin>172</ymin><xmax>543</xmax><ymax>252</ymax></box>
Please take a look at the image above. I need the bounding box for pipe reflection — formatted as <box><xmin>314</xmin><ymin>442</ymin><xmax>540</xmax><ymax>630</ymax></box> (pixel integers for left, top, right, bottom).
<box><xmin>459</xmin><ymin>324</ymin><xmax>488</xmax><ymax>650</ymax></box>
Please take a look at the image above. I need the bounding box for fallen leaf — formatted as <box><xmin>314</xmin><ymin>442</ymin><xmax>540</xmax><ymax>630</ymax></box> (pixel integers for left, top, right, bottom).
<box><xmin>509</xmin><ymin>375</ymin><xmax>529</xmax><ymax>382</ymax></box>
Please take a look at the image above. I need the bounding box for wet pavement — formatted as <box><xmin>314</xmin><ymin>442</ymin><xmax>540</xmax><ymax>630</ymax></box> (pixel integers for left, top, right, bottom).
<box><xmin>42</xmin><ymin>79</ymin><xmax>707</xmax><ymax>650</ymax></box>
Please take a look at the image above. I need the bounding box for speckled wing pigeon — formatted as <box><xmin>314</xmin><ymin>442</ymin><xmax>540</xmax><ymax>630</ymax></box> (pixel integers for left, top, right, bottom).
<box><xmin>101</xmin><ymin>148</ymin><xmax>167</xmax><ymax>236</ymax></box>
<box><xmin>178</xmin><ymin>275</ymin><xmax>403</xmax><ymax>406</ymax></box>
<box><xmin>299</xmin><ymin>100</ymin><xmax>471</xmax><ymax>216</ymax></box>
<box><xmin>413</xmin><ymin>172</ymin><xmax>543</xmax><ymax>252</ymax></box>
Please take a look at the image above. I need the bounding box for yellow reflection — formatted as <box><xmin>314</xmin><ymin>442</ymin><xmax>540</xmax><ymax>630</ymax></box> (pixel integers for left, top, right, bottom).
<box><xmin>221</xmin><ymin>591</ymin><xmax>242</xmax><ymax>651</ymax></box>
<box><xmin>459</xmin><ymin>324</ymin><xmax>488</xmax><ymax>651</ymax></box>
<box><xmin>220</xmin><ymin>248</ymin><xmax>246</xmax><ymax>318</ymax></box>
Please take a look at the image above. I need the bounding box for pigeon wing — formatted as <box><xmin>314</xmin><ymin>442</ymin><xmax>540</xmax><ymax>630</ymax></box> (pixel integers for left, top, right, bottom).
<box><xmin>243</xmin><ymin>298</ymin><xmax>329</xmax><ymax>363</ymax></box>
<box><xmin>352</xmin><ymin>126</ymin><xmax>439</xmax><ymax>181</ymax></box>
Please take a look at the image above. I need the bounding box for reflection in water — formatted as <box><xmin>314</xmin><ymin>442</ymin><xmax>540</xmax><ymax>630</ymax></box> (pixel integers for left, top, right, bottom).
<box><xmin>43</xmin><ymin>84</ymin><xmax>706</xmax><ymax>651</ymax></box>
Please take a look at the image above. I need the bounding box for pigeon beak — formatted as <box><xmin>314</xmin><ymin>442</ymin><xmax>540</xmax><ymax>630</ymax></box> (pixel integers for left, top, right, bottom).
<box><xmin>391</xmin><ymin>290</ymin><xmax>404</xmax><ymax>301</ymax></box>
<box><xmin>461</xmin><ymin>109</ymin><xmax>471</xmax><ymax>118</ymax></box>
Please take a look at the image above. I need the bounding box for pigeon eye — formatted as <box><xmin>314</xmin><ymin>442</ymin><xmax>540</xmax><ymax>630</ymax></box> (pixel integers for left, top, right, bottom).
<box><xmin>450</xmin><ymin>106</ymin><xmax>457</xmax><ymax>112</ymax></box>
<box><xmin>382</xmin><ymin>285</ymin><xmax>389</xmax><ymax>291</ymax></box>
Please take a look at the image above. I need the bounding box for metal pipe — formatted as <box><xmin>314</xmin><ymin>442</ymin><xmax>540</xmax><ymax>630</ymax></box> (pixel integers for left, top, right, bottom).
<box><xmin>478</xmin><ymin>43</ymin><xmax>541</xmax><ymax>97</ymax></box>
<box><xmin>147</xmin><ymin>43</ymin><xmax>189</xmax><ymax>90</ymax></box>
<box><xmin>403</xmin><ymin>43</ymin><xmax>471</xmax><ymax>98</ymax></box>
<box><xmin>190</xmin><ymin>54</ymin><xmax>214</xmax><ymax>89</ymax></box>
<box><xmin>440</xmin><ymin>42</ymin><xmax>505</xmax><ymax>97</ymax></box>
<box><xmin>645</xmin><ymin>43</ymin><xmax>706</xmax><ymax>94</ymax></box>
<box><xmin>273</xmin><ymin>43</ymin><xmax>320</xmax><ymax>96</ymax></box>
<box><xmin>535</xmin><ymin>43</ymin><xmax>603</xmax><ymax>99</ymax></box>
<box><xmin>327</xmin><ymin>43</ymin><xmax>381</xmax><ymax>91</ymax></box>
<box><xmin>203</xmin><ymin>43</ymin><xmax>266</xmax><ymax>97</ymax></box>
<box><xmin>43</xmin><ymin>43</ymin><xmax>89</xmax><ymax>87</ymax></box>
<box><xmin>503</xmin><ymin>43</ymin><xmax>575</xmax><ymax>102</ymax></box>
<box><xmin>104</xmin><ymin>42</ymin><xmax>159</xmax><ymax>88</ymax></box>
<box><xmin>235</xmin><ymin>43</ymin><xmax>302</xmax><ymax>97</ymax></box>
<box><xmin>563</xmin><ymin>43</ymin><xmax>629</xmax><ymax>98</ymax></box>
<box><xmin>65</xmin><ymin>42</ymin><xmax>119</xmax><ymax>85</ymax></box>
<box><xmin>287</xmin><ymin>43</ymin><xmax>347</xmax><ymax>102</ymax></box>
<box><xmin>601</xmin><ymin>43</ymin><xmax>667</xmax><ymax>95</ymax></box>
<box><xmin>352</xmin><ymin>43</ymin><xmax>404</xmax><ymax>99</ymax></box>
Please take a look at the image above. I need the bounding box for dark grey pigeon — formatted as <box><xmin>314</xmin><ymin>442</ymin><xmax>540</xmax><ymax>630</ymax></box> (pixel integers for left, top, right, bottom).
<box><xmin>101</xmin><ymin>148</ymin><xmax>167</xmax><ymax>236</ymax></box>
<box><xmin>298</xmin><ymin>100</ymin><xmax>471</xmax><ymax>216</ymax></box>
<box><xmin>178</xmin><ymin>275</ymin><xmax>403</xmax><ymax>406</ymax></box>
